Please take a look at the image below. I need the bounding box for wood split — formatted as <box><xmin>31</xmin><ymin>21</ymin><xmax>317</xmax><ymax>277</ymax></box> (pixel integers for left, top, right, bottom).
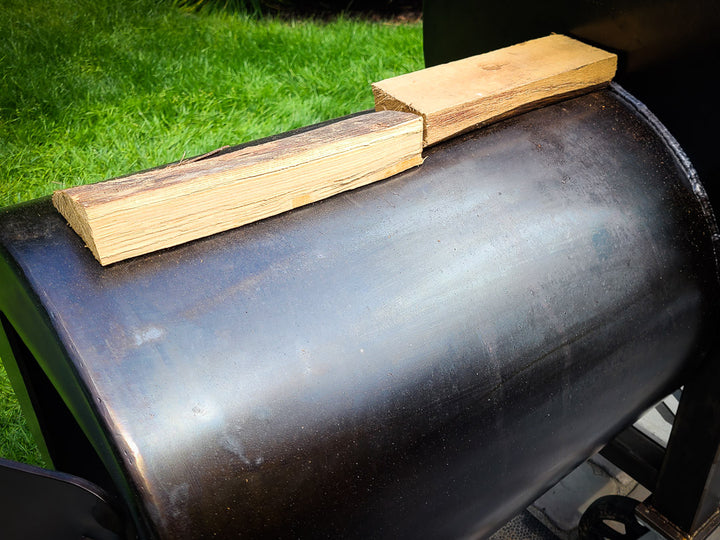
<box><xmin>53</xmin><ymin>34</ymin><xmax>615</xmax><ymax>265</ymax></box>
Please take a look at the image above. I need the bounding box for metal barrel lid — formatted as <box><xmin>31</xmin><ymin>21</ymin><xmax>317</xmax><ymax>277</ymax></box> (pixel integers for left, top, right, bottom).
<box><xmin>1</xmin><ymin>86</ymin><xmax>719</xmax><ymax>538</ymax></box>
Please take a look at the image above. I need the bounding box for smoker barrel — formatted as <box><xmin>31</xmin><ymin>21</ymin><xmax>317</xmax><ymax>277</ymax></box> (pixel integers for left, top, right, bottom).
<box><xmin>1</xmin><ymin>85</ymin><xmax>718</xmax><ymax>539</ymax></box>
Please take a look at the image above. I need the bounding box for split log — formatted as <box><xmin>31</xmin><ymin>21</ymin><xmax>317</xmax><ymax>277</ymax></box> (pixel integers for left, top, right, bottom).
<box><xmin>372</xmin><ymin>34</ymin><xmax>617</xmax><ymax>146</ymax></box>
<box><xmin>53</xmin><ymin>111</ymin><xmax>423</xmax><ymax>265</ymax></box>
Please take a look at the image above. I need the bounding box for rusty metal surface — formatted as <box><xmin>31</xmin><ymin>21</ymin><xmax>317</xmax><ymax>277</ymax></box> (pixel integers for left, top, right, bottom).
<box><xmin>1</xmin><ymin>86</ymin><xmax>719</xmax><ymax>538</ymax></box>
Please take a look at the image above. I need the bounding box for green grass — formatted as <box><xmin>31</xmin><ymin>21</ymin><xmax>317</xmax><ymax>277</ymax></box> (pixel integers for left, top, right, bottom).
<box><xmin>0</xmin><ymin>0</ymin><xmax>423</xmax><ymax>205</ymax></box>
<box><xmin>0</xmin><ymin>0</ymin><xmax>423</xmax><ymax>464</ymax></box>
<box><xmin>0</xmin><ymin>363</ymin><xmax>44</xmax><ymax>466</ymax></box>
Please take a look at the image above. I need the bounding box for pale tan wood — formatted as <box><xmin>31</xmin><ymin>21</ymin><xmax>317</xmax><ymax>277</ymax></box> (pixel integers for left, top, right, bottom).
<box><xmin>372</xmin><ymin>34</ymin><xmax>617</xmax><ymax>147</ymax></box>
<box><xmin>53</xmin><ymin>111</ymin><xmax>423</xmax><ymax>265</ymax></box>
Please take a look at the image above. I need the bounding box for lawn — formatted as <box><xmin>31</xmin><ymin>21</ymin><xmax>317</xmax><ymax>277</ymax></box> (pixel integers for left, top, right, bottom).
<box><xmin>0</xmin><ymin>0</ymin><xmax>423</xmax><ymax>466</ymax></box>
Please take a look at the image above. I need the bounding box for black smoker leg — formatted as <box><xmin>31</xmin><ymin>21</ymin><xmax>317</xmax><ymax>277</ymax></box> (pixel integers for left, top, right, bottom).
<box><xmin>636</xmin><ymin>347</ymin><xmax>720</xmax><ymax>539</ymax></box>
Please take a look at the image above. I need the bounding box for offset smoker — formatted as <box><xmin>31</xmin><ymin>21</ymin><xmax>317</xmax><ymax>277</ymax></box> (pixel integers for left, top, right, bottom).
<box><xmin>1</xmin><ymin>84</ymin><xmax>719</xmax><ymax>538</ymax></box>
<box><xmin>425</xmin><ymin>2</ymin><xmax>720</xmax><ymax>537</ymax></box>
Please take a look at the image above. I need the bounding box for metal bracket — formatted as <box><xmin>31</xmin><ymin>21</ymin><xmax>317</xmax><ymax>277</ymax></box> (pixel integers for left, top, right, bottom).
<box><xmin>636</xmin><ymin>503</ymin><xmax>720</xmax><ymax>540</ymax></box>
<box><xmin>0</xmin><ymin>458</ymin><xmax>129</xmax><ymax>540</ymax></box>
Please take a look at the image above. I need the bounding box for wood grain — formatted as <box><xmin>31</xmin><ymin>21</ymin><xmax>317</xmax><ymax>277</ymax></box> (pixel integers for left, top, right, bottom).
<box><xmin>372</xmin><ymin>34</ymin><xmax>617</xmax><ymax>146</ymax></box>
<box><xmin>53</xmin><ymin>111</ymin><xmax>423</xmax><ymax>265</ymax></box>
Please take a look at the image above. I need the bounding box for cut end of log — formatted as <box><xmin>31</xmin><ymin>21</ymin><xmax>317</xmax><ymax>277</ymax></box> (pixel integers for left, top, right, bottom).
<box><xmin>371</xmin><ymin>85</ymin><xmax>429</xmax><ymax>145</ymax></box>
<box><xmin>372</xmin><ymin>34</ymin><xmax>617</xmax><ymax>146</ymax></box>
<box><xmin>52</xmin><ymin>190</ymin><xmax>104</xmax><ymax>263</ymax></box>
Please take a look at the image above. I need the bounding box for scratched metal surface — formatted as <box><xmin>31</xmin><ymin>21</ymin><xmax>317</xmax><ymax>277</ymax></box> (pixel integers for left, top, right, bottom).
<box><xmin>1</xmin><ymin>86</ymin><xmax>718</xmax><ymax>539</ymax></box>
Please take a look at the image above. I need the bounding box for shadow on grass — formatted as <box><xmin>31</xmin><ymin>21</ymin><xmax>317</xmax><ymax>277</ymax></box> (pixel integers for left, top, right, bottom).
<box><xmin>174</xmin><ymin>0</ymin><xmax>423</xmax><ymax>21</ymax></box>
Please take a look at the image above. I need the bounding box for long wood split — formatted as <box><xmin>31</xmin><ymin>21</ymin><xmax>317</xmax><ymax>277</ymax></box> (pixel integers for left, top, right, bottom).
<box><xmin>53</xmin><ymin>111</ymin><xmax>423</xmax><ymax>265</ymax></box>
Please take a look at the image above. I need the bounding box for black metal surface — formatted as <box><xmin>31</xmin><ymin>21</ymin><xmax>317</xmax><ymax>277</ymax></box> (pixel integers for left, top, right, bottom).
<box><xmin>423</xmin><ymin>0</ymin><xmax>720</xmax><ymax>203</ymax></box>
<box><xmin>0</xmin><ymin>241</ymin><xmax>153</xmax><ymax>537</ymax></box>
<box><xmin>600</xmin><ymin>426</ymin><xmax>665</xmax><ymax>491</ymax></box>
<box><xmin>1</xmin><ymin>86</ymin><xmax>719</xmax><ymax>539</ymax></box>
<box><xmin>639</xmin><ymin>341</ymin><xmax>720</xmax><ymax>534</ymax></box>
<box><xmin>0</xmin><ymin>457</ymin><xmax>126</xmax><ymax>540</ymax></box>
